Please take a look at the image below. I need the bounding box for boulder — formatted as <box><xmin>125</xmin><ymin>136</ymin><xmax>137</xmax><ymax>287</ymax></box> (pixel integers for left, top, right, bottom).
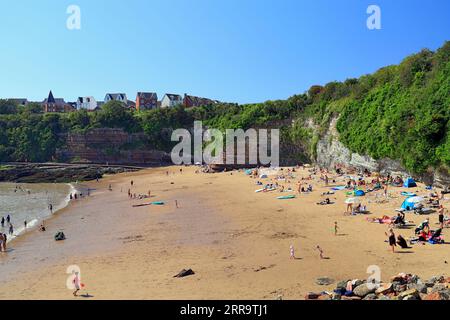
<box><xmin>398</xmin><ymin>289</ymin><xmax>419</xmax><ymax>300</ymax></box>
<box><xmin>376</xmin><ymin>283</ymin><xmax>393</xmax><ymax>295</ymax></box>
<box><xmin>408</xmin><ymin>275</ymin><xmax>420</xmax><ymax>284</ymax></box>
<box><xmin>174</xmin><ymin>268</ymin><xmax>195</xmax><ymax>278</ymax></box>
<box><xmin>393</xmin><ymin>283</ymin><xmax>407</xmax><ymax>293</ymax></box>
<box><xmin>427</xmin><ymin>275</ymin><xmax>444</xmax><ymax>285</ymax></box>
<box><xmin>316</xmin><ymin>277</ymin><xmax>335</xmax><ymax>286</ymax></box>
<box><xmin>341</xmin><ymin>296</ymin><xmax>361</xmax><ymax>300</ymax></box>
<box><xmin>422</xmin><ymin>291</ymin><xmax>449</xmax><ymax>300</ymax></box>
<box><xmin>390</xmin><ymin>274</ymin><xmax>406</xmax><ymax>283</ymax></box>
<box><xmin>353</xmin><ymin>284</ymin><xmax>376</xmax><ymax>297</ymax></box>
<box><xmin>407</xmin><ymin>283</ymin><xmax>427</xmax><ymax>294</ymax></box>
<box><xmin>403</xmin><ymin>294</ymin><xmax>419</xmax><ymax>300</ymax></box>
<box><xmin>336</xmin><ymin>280</ymin><xmax>350</xmax><ymax>291</ymax></box>
<box><xmin>429</xmin><ymin>286</ymin><xmax>450</xmax><ymax>299</ymax></box>
<box><xmin>430</xmin><ymin>284</ymin><xmax>448</xmax><ymax>293</ymax></box>
<box><xmin>331</xmin><ymin>293</ymin><xmax>342</xmax><ymax>300</ymax></box>
<box><xmin>317</xmin><ymin>294</ymin><xmax>332</xmax><ymax>300</ymax></box>
<box><xmin>305</xmin><ymin>292</ymin><xmax>320</xmax><ymax>300</ymax></box>
<box><xmin>362</xmin><ymin>293</ymin><xmax>377</xmax><ymax>300</ymax></box>
<box><xmin>54</xmin><ymin>232</ymin><xmax>66</xmax><ymax>241</ymax></box>
<box><xmin>353</xmin><ymin>279</ymin><xmax>365</xmax><ymax>287</ymax></box>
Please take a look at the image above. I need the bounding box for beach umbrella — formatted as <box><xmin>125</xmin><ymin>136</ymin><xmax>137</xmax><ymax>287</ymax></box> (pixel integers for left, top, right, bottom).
<box><xmin>406</xmin><ymin>196</ymin><xmax>424</xmax><ymax>203</ymax></box>
<box><xmin>345</xmin><ymin>197</ymin><xmax>361</xmax><ymax>204</ymax></box>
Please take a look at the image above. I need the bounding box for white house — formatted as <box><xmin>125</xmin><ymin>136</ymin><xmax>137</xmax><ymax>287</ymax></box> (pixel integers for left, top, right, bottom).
<box><xmin>76</xmin><ymin>96</ymin><xmax>97</xmax><ymax>110</ymax></box>
<box><xmin>161</xmin><ymin>93</ymin><xmax>183</xmax><ymax>108</ymax></box>
<box><xmin>104</xmin><ymin>93</ymin><xmax>127</xmax><ymax>104</ymax></box>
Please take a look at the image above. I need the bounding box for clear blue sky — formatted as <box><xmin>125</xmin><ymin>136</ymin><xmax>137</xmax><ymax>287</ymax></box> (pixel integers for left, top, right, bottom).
<box><xmin>0</xmin><ymin>0</ymin><xmax>449</xmax><ymax>104</ymax></box>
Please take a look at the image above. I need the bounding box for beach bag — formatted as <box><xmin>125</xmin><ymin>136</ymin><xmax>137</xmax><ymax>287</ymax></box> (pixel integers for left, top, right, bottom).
<box><xmin>54</xmin><ymin>232</ymin><xmax>66</xmax><ymax>241</ymax></box>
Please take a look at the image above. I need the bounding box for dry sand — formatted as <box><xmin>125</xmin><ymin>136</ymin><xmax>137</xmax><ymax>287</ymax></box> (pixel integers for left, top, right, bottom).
<box><xmin>0</xmin><ymin>166</ymin><xmax>449</xmax><ymax>300</ymax></box>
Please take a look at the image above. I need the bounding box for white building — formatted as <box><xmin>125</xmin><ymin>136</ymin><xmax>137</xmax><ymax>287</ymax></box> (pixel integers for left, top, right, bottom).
<box><xmin>76</xmin><ymin>96</ymin><xmax>97</xmax><ymax>110</ymax></box>
<box><xmin>161</xmin><ymin>93</ymin><xmax>183</xmax><ymax>108</ymax></box>
<box><xmin>104</xmin><ymin>93</ymin><xmax>127</xmax><ymax>104</ymax></box>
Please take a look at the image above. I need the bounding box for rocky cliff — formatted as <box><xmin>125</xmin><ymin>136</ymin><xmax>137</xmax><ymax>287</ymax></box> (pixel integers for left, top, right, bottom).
<box><xmin>313</xmin><ymin>117</ymin><xmax>449</xmax><ymax>187</ymax></box>
<box><xmin>56</xmin><ymin>128</ymin><xmax>171</xmax><ymax>165</ymax></box>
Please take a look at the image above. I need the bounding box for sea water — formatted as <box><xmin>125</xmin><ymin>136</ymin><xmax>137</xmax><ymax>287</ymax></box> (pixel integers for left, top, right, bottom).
<box><xmin>0</xmin><ymin>183</ymin><xmax>75</xmax><ymax>242</ymax></box>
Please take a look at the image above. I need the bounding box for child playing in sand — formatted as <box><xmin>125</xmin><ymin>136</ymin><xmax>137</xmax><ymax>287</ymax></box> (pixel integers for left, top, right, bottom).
<box><xmin>290</xmin><ymin>245</ymin><xmax>295</xmax><ymax>259</ymax></box>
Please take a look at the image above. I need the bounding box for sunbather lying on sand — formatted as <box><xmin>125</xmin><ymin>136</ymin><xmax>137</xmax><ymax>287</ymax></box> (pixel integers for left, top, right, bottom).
<box><xmin>367</xmin><ymin>215</ymin><xmax>393</xmax><ymax>224</ymax></box>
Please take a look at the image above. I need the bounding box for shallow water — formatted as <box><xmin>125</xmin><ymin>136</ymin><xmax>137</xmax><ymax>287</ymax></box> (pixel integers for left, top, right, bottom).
<box><xmin>0</xmin><ymin>183</ymin><xmax>74</xmax><ymax>242</ymax></box>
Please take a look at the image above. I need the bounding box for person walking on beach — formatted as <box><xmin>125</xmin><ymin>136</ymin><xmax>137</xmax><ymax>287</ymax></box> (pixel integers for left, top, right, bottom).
<box><xmin>24</xmin><ymin>220</ymin><xmax>27</xmax><ymax>229</ymax></box>
<box><xmin>175</xmin><ymin>200</ymin><xmax>179</xmax><ymax>208</ymax></box>
<box><xmin>1</xmin><ymin>217</ymin><xmax>4</xmax><ymax>228</ymax></box>
<box><xmin>385</xmin><ymin>228</ymin><xmax>396</xmax><ymax>253</ymax></box>
<box><xmin>0</xmin><ymin>233</ymin><xmax>5</xmax><ymax>252</ymax></box>
<box><xmin>334</xmin><ymin>222</ymin><xmax>339</xmax><ymax>236</ymax></box>
<box><xmin>290</xmin><ymin>245</ymin><xmax>295</xmax><ymax>259</ymax></box>
<box><xmin>6</xmin><ymin>214</ymin><xmax>10</xmax><ymax>224</ymax></box>
<box><xmin>316</xmin><ymin>245</ymin><xmax>325</xmax><ymax>259</ymax></box>
<box><xmin>438</xmin><ymin>205</ymin><xmax>445</xmax><ymax>229</ymax></box>
<box><xmin>8</xmin><ymin>224</ymin><xmax>13</xmax><ymax>236</ymax></box>
<box><xmin>73</xmin><ymin>271</ymin><xmax>81</xmax><ymax>297</ymax></box>
<box><xmin>49</xmin><ymin>204</ymin><xmax>53</xmax><ymax>214</ymax></box>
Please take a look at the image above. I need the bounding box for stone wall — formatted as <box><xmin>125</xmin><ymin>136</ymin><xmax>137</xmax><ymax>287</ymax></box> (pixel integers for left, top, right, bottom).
<box><xmin>56</xmin><ymin>128</ymin><xmax>170</xmax><ymax>165</ymax></box>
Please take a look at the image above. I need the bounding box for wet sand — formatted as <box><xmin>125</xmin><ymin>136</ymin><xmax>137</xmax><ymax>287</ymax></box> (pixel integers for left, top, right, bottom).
<box><xmin>0</xmin><ymin>166</ymin><xmax>449</xmax><ymax>299</ymax></box>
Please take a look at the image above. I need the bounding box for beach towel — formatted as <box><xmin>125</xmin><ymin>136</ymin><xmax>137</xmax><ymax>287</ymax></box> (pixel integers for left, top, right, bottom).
<box><xmin>401</xmin><ymin>192</ymin><xmax>416</xmax><ymax>197</ymax></box>
<box><xmin>277</xmin><ymin>195</ymin><xmax>296</xmax><ymax>200</ymax></box>
<box><xmin>331</xmin><ymin>186</ymin><xmax>346</xmax><ymax>191</ymax></box>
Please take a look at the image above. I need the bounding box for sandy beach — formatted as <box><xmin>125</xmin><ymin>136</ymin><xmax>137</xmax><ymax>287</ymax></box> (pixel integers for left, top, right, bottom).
<box><xmin>0</xmin><ymin>166</ymin><xmax>449</xmax><ymax>300</ymax></box>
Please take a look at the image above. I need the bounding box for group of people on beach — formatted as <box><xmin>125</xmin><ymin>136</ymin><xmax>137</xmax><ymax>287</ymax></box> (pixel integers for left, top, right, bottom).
<box><xmin>250</xmin><ymin>164</ymin><xmax>449</xmax><ymax>257</ymax></box>
<box><xmin>1</xmin><ymin>215</ymin><xmax>14</xmax><ymax>235</ymax></box>
<box><xmin>0</xmin><ymin>214</ymin><xmax>13</xmax><ymax>252</ymax></box>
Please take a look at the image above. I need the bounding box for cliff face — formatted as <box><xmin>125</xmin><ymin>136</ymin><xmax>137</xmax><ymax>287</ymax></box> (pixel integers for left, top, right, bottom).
<box><xmin>56</xmin><ymin>128</ymin><xmax>170</xmax><ymax>165</ymax></box>
<box><xmin>313</xmin><ymin>117</ymin><xmax>450</xmax><ymax>187</ymax></box>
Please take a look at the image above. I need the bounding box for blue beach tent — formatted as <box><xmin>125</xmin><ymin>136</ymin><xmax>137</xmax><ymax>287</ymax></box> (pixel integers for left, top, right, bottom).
<box><xmin>401</xmin><ymin>198</ymin><xmax>416</xmax><ymax>211</ymax></box>
<box><xmin>403</xmin><ymin>177</ymin><xmax>417</xmax><ymax>188</ymax></box>
<box><xmin>354</xmin><ymin>190</ymin><xmax>365</xmax><ymax>197</ymax></box>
